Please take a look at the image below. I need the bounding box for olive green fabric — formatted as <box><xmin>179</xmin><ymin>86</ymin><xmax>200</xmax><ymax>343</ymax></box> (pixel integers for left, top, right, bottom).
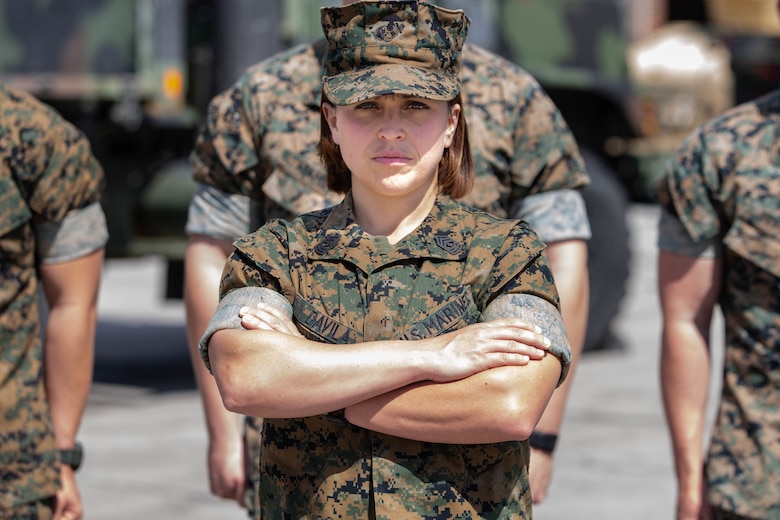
<box><xmin>321</xmin><ymin>1</ymin><xmax>469</xmax><ymax>105</ymax></box>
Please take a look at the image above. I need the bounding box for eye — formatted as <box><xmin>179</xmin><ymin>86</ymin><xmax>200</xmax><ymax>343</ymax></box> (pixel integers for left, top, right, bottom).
<box><xmin>354</xmin><ymin>101</ymin><xmax>378</xmax><ymax>110</ymax></box>
<box><xmin>406</xmin><ymin>99</ymin><xmax>430</xmax><ymax>110</ymax></box>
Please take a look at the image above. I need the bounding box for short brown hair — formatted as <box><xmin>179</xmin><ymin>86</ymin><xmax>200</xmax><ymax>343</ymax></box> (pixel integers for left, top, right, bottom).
<box><xmin>317</xmin><ymin>94</ymin><xmax>474</xmax><ymax>198</ymax></box>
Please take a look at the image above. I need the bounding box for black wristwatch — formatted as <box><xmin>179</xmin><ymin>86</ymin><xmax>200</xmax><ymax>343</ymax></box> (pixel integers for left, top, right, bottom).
<box><xmin>59</xmin><ymin>441</ymin><xmax>84</xmax><ymax>471</ymax></box>
<box><xmin>529</xmin><ymin>431</ymin><xmax>558</xmax><ymax>454</ymax></box>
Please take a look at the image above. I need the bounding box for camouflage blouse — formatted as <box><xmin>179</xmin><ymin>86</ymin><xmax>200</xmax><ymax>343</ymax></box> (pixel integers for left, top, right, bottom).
<box><xmin>203</xmin><ymin>194</ymin><xmax>570</xmax><ymax>518</ymax></box>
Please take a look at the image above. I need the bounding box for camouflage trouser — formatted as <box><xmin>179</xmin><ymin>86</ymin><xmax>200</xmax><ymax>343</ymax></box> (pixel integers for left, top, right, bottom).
<box><xmin>1</xmin><ymin>498</ymin><xmax>55</xmax><ymax>520</ymax></box>
<box><xmin>243</xmin><ymin>416</ymin><xmax>263</xmax><ymax>520</ymax></box>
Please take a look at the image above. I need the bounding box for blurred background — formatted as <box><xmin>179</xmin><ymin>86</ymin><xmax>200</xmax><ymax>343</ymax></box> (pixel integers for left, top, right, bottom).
<box><xmin>0</xmin><ymin>0</ymin><xmax>776</xmax><ymax>517</ymax></box>
<box><xmin>2</xmin><ymin>0</ymin><xmax>777</xmax><ymax>353</ymax></box>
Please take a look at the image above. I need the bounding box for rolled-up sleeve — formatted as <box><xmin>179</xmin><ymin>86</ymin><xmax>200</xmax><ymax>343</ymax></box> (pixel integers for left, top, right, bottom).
<box><xmin>483</xmin><ymin>293</ymin><xmax>571</xmax><ymax>386</ymax></box>
<box><xmin>35</xmin><ymin>202</ymin><xmax>109</xmax><ymax>263</ymax></box>
<box><xmin>199</xmin><ymin>286</ymin><xmax>293</xmax><ymax>373</ymax></box>
<box><xmin>185</xmin><ymin>182</ymin><xmax>252</xmax><ymax>241</ymax></box>
<box><xmin>510</xmin><ymin>190</ymin><xmax>591</xmax><ymax>244</ymax></box>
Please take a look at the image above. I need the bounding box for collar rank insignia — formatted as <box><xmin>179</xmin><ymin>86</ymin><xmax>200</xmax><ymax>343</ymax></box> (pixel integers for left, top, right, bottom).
<box><xmin>314</xmin><ymin>234</ymin><xmax>340</xmax><ymax>255</ymax></box>
<box><xmin>435</xmin><ymin>233</ymin><xmax>463</xmax><ymax>255</ymax></box>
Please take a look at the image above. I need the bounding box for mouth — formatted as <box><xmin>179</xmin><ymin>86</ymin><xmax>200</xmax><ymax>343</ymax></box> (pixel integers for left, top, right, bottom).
<box><xmin>373</xmin><ymin>153</ymin><xmax>411</xmax><ymax>165</ymax></box>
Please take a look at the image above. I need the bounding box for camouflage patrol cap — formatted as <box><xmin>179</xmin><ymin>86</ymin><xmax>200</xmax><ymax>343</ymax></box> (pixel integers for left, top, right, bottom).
<box><xmin>320</xmin><ymin>0</ymin><xmax>470</xmax><ymax>105</ymax></box>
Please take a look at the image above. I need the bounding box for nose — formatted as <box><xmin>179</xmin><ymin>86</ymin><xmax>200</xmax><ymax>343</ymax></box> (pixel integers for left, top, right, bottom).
<box><xmin>377</xmin><ymin>110</ymin><xmax>406</xmax><ymax>141</ymax></box>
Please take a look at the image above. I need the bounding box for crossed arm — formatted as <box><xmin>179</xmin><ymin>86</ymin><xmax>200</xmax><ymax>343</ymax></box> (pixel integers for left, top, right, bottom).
<box><xmin>207</xmin><ymin>290</ymin><xmax>568</xmax><ymax>445</ymax></box>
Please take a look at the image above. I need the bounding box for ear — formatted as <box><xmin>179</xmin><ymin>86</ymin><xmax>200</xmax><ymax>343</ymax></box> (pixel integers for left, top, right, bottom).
<box><xmin>444</xmin><ymin>103</ymin><xmax>460</xmax><ymax>147</ymax></box>
<box><xmin>322</xmin><ymin>102</ymin><xmax>340</xmax><ymax>145</ymax></box>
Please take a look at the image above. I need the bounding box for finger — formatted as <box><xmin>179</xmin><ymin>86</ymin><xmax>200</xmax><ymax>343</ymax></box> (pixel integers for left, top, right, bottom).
<box><xmin>518</xmin><ymin>345</ymin><xmax>547</xmax><ymax>359</ymax></box>
<box><xmin>484</xmin><ymin>339</ymin><xmax>548</xmax><ymax>364</ymax></box>
<box><xmin>241</xmin><ymin>312</ymin><xmax>275</xmax><ymax>330</ymax></box>
<box><xmin>240</xmin><ymin>306</ymin><xmax>280</xmax><ymax>327</ymax></box>
<box><xmin>508</xmin><ymin>325</ymin><xmax>551</xmax><ymax>351</ymax></box>
<box><xmin>241</xmin><ymin>305</ymin><xmax>286</xmax><ymax>326</ymax></box>
<box><xmin>481</xmin><ymin>325</ymin><xmax>550</xmax><ymax>351</ymax></box>
<box><xmin>491</xmin><ymin>351</ymin><xmax>531</xmax><ymax>366</ymax></box>
<box><xmin>254</xmin><ymin>301</ymin><xmax>291</xmax><ymax>320</ymax></box>
<box><xmin>251</xmin><ymin>304</ymin><xmax>303</xmax><ymax>337</ymax></box>
<box><xmin>241</xmin><ymin>308</ymin><xmax>302</xmax><ymax>337</ymax></box>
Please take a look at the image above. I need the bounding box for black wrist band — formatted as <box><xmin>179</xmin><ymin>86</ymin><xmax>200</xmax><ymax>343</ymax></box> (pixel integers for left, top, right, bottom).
<box><xmin>529</xmin><ymin>431</ymin><xmax>557</xmax><ymax>454</ymax></box>
<box><xmin>59</xmin><ymin>441</ymin><xmax>83</xmax><ymax>471</ymax></box>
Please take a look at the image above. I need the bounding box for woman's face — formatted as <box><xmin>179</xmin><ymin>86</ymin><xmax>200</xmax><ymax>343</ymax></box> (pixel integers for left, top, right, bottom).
<box><xmin>323</xmin><ymin>94</ymin><xmax>459</xmax><ymax>201</ymax></box>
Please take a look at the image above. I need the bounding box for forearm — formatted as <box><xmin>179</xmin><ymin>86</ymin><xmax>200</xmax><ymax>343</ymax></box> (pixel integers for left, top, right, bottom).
<box><xmin>184</xmin><ymin>236</ymin><xmax>244</xmax><ymax>441</ymax></box>
<box><xmin>40</xmin><ymin>249</ymin><xmax>105</xmax><ymax>449</ymax></box>
<box><xmin>44</xmin><ymin>303</ymin><xmax>96</xmax><ymax>448</ymax></box>
<box><xmin>210</xmin><ymin>317</ymin><xmax>551</xmax><ymax>420</ymax></box>
<box><xmin>342</xmin><ymin>293</ymin><xmax>569</xmax><ymax>443</ymax></box>
<box><xmin>189</xmin><ymin>328</ymin><xmax>243</xmax><ymax>443</ymax></box>
<box><xmin>661</xmin><ymin>322</ymin><xmax>711</xmax><ymax>491</ymax></box>
<box><xmin>345</xmin><ymin>356</ymin><xmax>561</xmax><ymax>444</ymax></box>
<box><xmin>216</xmin><ymin>291</ymin><xmax>557</xmax><ymax>422</ymax></box>
<box><xmin>534</xmin><ymin>239</ymin><xmax>588</xmax><ymax>435</ymax></box>
<box><xmin>210</xmin><ymin>328</ymin><xmax>428</xmax><ymax>418</ymax></box>
<box><xmin>657</xmin><ymin>251</ymin><xmax>719</xmax><ymax>492</ymax></box>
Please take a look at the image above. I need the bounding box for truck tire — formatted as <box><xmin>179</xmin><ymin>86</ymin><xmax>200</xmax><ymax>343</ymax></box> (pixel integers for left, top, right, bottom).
<box><xmin>580</xmin><ymin>147</ymin><xmax>631</xmax><ymax>351</ymax></box>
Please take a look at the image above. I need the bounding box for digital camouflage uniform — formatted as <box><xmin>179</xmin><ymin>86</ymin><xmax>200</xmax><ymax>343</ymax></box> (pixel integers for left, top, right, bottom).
<box><xmin>656</xmin><ymin>89</ymin><xmax>780</xmax><ymax>519</ymax></box>
<box><xmin>0</xmin><ymin>82</ymin><xmax>107</xmax><ymax>510</ymax></box>
<box><xmin>200</xmin><ymin>194</ymin><xmax>572</xmax><ymax>519</ymax></box>
<box><xmin>186</xmin><ymin>7</ymin><xmax>589</xmax><ymax>519</ymax></box>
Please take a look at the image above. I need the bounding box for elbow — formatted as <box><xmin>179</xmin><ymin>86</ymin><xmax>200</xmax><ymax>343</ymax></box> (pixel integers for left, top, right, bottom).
<box><xmin>213</xmin><ymin>370</ymin><xmax>248</xmax><ymax>413</ymax></box>
<box><xmin>213</xmin><ymin>362</ymin><xmax>284</xmax><ymax>416</ymax></box>
<box><xmin>218</xmin><ymin>378</ymin><xmax>272</xmax><ymax>416</ymax></box>
<box><xmin>507</xmin><ymin>422</ymin><xmax>536</xmax><ymax>444</ymax></box>
<box><xmin>221</xmin><ymin>393</ymin><xmax>249</xmax><ymax>415</ymax></box>
<box><xmin>212</xmin><ymin>365</ymin><xmax>266</xmax><ymax>415</ymax></box>
<box><xmin>484</xmin><ymin>371</ymin><xmax>547</xmax><ymax>441</ymax></box>
<box><xmin>497</xmin><ymin>397</ymin><xmax>540</xmax><ymax>441</ymax></box>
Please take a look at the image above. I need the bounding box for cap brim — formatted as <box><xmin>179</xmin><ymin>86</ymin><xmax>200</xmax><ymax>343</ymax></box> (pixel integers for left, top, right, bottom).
<box><xmin>323</xmin><ymin>64</ymin><xmax>459</xmax><ymax>105</ymax></box>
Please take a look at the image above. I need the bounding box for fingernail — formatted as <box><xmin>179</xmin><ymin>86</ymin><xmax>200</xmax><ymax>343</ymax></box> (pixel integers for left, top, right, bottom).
<box><xmin>535</xmin><ymin>325</ymin><xmax>542</xmax><ymax>334</ymax></box>
<box><xmin>544</xmin><ymin>337</ymin><xmax>551</xmax><ymax>347</ymax></box>
<box><xmin>239</xmin><ymin>306</ymin><xmax>250</xmax><ymax>315</ymax></box>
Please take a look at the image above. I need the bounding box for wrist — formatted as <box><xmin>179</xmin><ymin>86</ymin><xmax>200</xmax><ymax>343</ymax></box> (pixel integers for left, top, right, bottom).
<box><xmin>529</xmin><ymin>431</ymin><xmax>558</xmax><ymax>454</ymax></box>
<box><xmin>59</xmin><ymin>441</ymin><xmax>84</xmax><ymax>471</ymax></box>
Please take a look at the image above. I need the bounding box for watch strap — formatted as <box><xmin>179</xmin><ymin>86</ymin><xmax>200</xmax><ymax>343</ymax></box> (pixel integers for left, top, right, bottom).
<box><xmin>59</xmin><ymin>441</ymin><xmax>83</xmax><ymax>471</ymax></box>
<box><xmin>529</xmin><ymin>431</ymin><xmax>558</xmax><ymax>454</ymax></box>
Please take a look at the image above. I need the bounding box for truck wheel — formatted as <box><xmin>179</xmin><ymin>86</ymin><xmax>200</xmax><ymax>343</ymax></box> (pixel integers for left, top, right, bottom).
<box><xmin>580</xmin><ymin>148</ymin><xmax>631</xmax><ymax>351</ymax></box>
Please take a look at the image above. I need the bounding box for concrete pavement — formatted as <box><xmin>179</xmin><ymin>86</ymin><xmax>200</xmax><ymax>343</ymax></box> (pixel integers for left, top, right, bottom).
<box><xmin>76</xmin><ymin>203</ymin><xmax>723</xmax><ymax>519</ymax></box>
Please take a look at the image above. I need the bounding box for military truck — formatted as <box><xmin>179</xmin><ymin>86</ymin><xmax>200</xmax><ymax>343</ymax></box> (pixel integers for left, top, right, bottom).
<box><xmin>2</xmin><ymin>0</ymin><xmax>777</xmax><ymax>351</ymax></box>
<box><xmin>0</xmin><ymin>0</ymin><xmax>289</xmax><ymax>297</ymax></box>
